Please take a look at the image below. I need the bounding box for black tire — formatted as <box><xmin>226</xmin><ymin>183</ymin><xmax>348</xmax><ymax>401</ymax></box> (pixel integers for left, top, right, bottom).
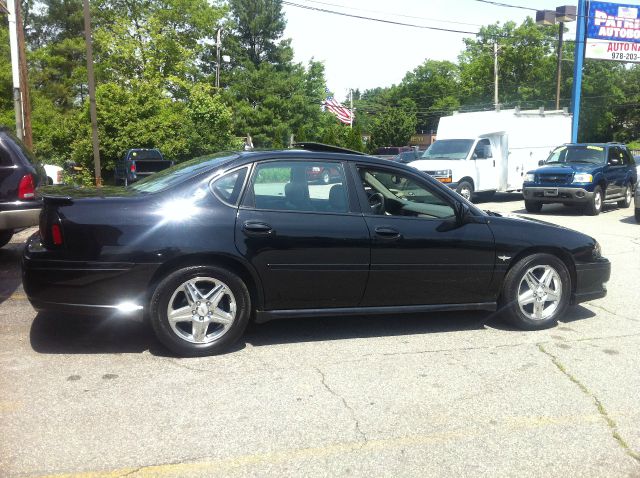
<box><xmin>456</xmin><ymin>181</ymin><xmax>474</xmax><ymax>201</ymax></box>
<box><xmin>635</xmin><ymin>208</ymin><xmax>640</xmax><ymax>223</ymax></box>
<box><xmin>617</xmin><ymin>183</ymin><xmax>632</xmax><ymax>208</ymax></box>
<box><xmin>524</xmin><ymin>200</ymin><xmax>543</xmax><ymax>213</ymax></box>
<box><xmin>0</xmin><ymin>230</ymin><xmax>13</xmax><ymax>248</ymax></box>
<box><xmin>499</xmin><ymin>253</ymin><xmax>570</xmax><ymax>330</ymax></box>
<box><xmin>585</xmin><ymin>186</ymin><xmax>603</xmax><ymax>216</ymax></box>
<box><xmin>149</xmin><ymin>265</ymin><xmax>251</xmax><ymax>357</ymax></box>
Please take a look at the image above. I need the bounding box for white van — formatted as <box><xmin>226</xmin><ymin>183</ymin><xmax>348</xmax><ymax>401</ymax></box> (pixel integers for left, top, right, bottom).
<box><xmin>409</xmin><ymin>109</ymin><xmax>572</xmax><ymax>201</ymax></box>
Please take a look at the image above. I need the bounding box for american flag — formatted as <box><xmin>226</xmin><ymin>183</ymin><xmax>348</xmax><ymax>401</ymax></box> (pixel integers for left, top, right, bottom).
<box><xmin>323</xmin><ymin>89</ymin><xmax>353</xmax><ymax>125</ymax></box>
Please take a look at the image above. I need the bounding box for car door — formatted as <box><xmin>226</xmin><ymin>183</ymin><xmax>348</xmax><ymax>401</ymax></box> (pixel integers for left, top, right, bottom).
<box><xmin>473</xmin><ymin>138</ymin><xmax>498</xmax><ymax>192</ymax></box>
<box><xmin>353</xmin><ymin>164</ymin><xmax>496</xmax><ymax>307</ymax></box>
<box><xmin>235</xmin><ymin>158</ymin><xmax>370</xmax><ymax>311</ymax></box>
<box><xmin>604</xmin><ymin>146</ymin><xmax>625</xmax><ymax>197</ymax></box>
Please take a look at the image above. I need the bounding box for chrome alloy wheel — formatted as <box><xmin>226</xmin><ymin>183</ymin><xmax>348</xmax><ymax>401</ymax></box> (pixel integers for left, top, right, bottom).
<box><xmin>625</xmin><ymin>186</ymin><xmax>632</xmax><ymax>204</ymax></box>
<box><xmin>166</xmin><ymin>277</ymin><xmax>237</xmax><ymax>344</ymax></box>
<box><xmin>517</xmin><ymin>265</ymin><xmax>562</xmax><ymax>321</ymax></box>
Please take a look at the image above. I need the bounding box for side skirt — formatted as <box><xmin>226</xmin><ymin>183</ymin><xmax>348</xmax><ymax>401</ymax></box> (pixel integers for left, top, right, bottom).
<box><xmin>255</xmin><ymin>302</ymin><xmax>497</xmax><ymax>324</ymax></box>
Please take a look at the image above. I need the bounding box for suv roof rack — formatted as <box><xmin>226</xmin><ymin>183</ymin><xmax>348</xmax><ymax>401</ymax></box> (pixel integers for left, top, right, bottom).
<box><xmin>292</xmin><ymin>142</ymin><xmax>366</xmax><ymax>156</ymax></box>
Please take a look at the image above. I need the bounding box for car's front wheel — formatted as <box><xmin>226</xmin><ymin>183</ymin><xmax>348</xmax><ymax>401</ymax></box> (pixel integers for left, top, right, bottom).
<box><xmin>585</xmin><ymin>186</ymin><xmax>603</xmax><ymax>216</ymax></box>
<box><xmin>499</xmin><ymin>253</ymin><xmax>570</xmax><ymax>330</ymax></box>
<box><xmin>456</xmin><ymin>181</ymin><xmax>474</xmax><ymax>201</ymax></box>
<box><xmin>617</xmin><ymin>183</ymin><xmax>632</xmax><ymax>208</ymax></box>
<box><xmin>149</xmin><ymin>265</ymin><xmax>251</xmax><ymax>357</ymax></box>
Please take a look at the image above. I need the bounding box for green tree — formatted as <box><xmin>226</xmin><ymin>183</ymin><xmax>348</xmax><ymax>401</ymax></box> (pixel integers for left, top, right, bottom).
<box><xmin>368</xmin><ymin>99</ymin><xmax>417</xmax><ymax>151</ymax></box>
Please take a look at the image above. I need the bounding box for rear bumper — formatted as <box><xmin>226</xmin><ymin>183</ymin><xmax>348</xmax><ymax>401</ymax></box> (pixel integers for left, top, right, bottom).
<box><xmin>22</xmin><ymin>233</ymin><xmax>159</xmax><ymax>317</ymax></box>
<box><xmin>571</xmin><ymin>259</ymin><xmax>610</xmax><ymax>305</ymax></box>
<box><xmin>0</xmin><ymin>206</ymin><xmax>40</xmax><ymax>230</ymax></box>
<box><xmin>523</xmin><ymin>186</ymin><xmax>594</xmax><ymax>204</ymax></box>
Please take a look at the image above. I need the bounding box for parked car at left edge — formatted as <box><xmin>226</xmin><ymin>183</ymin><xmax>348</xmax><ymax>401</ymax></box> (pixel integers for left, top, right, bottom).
<box><xmin>23</xmin><ymin>143</ymin><xmax>611</xmax><ymax>357</ymax></box>
<box><xmin>0</xmin><ymin>127</ymin><xmax>44</xmax><ymax>248</ymax></box>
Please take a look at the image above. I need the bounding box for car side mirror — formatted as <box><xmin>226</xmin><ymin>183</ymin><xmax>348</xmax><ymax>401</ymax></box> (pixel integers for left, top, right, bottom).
<box><xmin>538</xmin><ymin>160</ymin><xmax>545</xmax><ymax>166</ymax></box>
<box><xmin>608</xmin><ymin>158</ymin><xmax>620</xmax><ymax>166</ymax></box>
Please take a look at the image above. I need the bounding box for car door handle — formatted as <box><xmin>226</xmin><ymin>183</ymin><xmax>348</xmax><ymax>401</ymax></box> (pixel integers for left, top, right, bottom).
<box><xmin>242</xmin><ymin>221</ymin><xmax>273</xmax><ymax>235</ymax></box>
<box><xmin>374</xmin><ymin>226</ymin><xmax>401</xmax><ymax>240</ymax></box>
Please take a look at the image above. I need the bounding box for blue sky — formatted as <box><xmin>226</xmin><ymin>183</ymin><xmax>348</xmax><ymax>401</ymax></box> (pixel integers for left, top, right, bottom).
<box><xmin>282</xmin><ymin>0</ymin><xmax>584</xmax><ymax>100</ymax></box>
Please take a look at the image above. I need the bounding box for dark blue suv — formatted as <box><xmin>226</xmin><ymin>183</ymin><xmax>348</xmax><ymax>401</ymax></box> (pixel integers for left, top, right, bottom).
<box><xmin>522</xmin><ymin>143</ymin><xmax>637</xmax><ymax>216</ymax></box>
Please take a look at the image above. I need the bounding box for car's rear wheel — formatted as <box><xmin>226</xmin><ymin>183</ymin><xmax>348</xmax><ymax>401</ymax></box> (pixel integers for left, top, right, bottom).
<box><xmin>0</xmin><ymin>230</ymin><xmax>13</xmax><ymax>248</ymax></box>
<box><xmin>617</xmin><ymin>183</ymin><xmax>632</xmax><ymax>208</ymax></box>
<box><xmin>524</xmin><ymin>200</ymin><xmax>542</xmax><ymax>213</ymax></box>
<box><xmin>149</xmin><ymin>265</ymin><xmax>251</xmax><ymax>357</ymax></box>
<box><xmin>499</xmin><ymin>253</ymin><xmax>570</xmax><ymax>330</ymax></box>
<box><xmin>636</xmin><ymin>208</ymin><xmax>640</xmax><ymax>223</ymax></box>
<box><xmin>585</xmin><ymin>186</ymin><xmax>602</xmax><ymax>216</ymax></box>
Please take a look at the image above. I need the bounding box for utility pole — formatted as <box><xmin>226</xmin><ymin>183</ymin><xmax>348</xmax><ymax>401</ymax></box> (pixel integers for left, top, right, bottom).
<box><xmin>493</xmin><ymin>42</ymin><xmax>499</xmax><ymax>110</ymax></box>
<box><xmin>570</xmin><ymin>0</ymin><xmax>587</xmax><ymax>142</ymax></box>
<box><xmin>15</xmin><ymin>0</ymin><xmax>32</xmax><ymax>149</ymax></box>
<box><xmin>215</xmin><ymin>29</ymin><xmax>221</xmax><ymax>88</ymax></box>
<box><xmin>83</xmin><ymin>0</ymin><xmax>101</xmax><ymax>186</ymax></box>
<box><xmin>5</xmin><ymin>0</ymin><xmax>23</xmax><ymax>141</ymax></box>
<box><xmin>555</xmin><ymin>22</ymin><xmax>564</xmax><ymax>110</ymax></box>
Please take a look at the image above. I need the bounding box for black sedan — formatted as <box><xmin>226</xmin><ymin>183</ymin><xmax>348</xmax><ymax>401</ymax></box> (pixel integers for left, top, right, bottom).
<box><xmin>23</xmin><ymin>144</ymin><xmax>610</xmax><ymax>356</ymax></box>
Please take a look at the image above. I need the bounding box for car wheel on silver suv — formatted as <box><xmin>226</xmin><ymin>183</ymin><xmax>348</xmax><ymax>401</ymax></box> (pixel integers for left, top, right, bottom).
<box><xmin>499</xmin><ymin>253</ymin><xmax>570</xmax><ymax>330</ymax></box>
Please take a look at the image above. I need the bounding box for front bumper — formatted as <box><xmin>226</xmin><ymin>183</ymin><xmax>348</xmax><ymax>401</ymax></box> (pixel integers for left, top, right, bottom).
<box><xmin>523</xmin><ymin>186</ymin><xmax>594</xmax><ymax>204</ymax></box>
<box><xmin>0</xmin><ymin>206</ymin><xmax>41</xmax><ymax>230</ymax></box>
<box><xmin>571</xmin><ymin>259</ymin><xmax>610</xmax><ymax>305</ymax></box>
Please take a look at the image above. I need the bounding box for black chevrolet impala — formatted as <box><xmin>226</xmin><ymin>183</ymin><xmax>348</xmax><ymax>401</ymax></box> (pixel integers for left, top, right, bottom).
<box><xmin>23</xmin><ymin>144</ymin><xmax>610</xmax><ymax>356</ymax></box>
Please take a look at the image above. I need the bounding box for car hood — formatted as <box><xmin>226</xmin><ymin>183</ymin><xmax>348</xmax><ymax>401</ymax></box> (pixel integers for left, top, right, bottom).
<box><xmin>409</xmin><ymin>159</ymin><xmax>463</xmax><ymax>171</ymax></box>
<box><xmin>533</xmin><ymin>163</ymin><xmax>600</xmax><ymax>174</ymax></box>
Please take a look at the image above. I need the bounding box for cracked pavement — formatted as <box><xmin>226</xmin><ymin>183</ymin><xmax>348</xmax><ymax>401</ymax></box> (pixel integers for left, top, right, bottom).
<box><xmin>1</xmin><ymin>196</ymin><xmax>639</xmax><ymax>477</ymax></box>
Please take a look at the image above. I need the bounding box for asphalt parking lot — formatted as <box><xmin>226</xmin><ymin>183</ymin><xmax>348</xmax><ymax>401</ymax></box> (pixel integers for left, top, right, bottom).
<box><xmin>1</xmin><ymin>194</ymin><xmax>639</xmax><ymax>477</ymax></box>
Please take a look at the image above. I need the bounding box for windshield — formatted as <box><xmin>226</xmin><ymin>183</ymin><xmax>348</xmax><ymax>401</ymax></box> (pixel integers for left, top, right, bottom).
<box><xmin>129</xmin><ymin>152</ymin><xmax>238</xmax><ymax>193</ymax></box>
<box><xmin>545</xmin><ymin>145</ymin><xmax>606</xmax><ymax>165</ymax></box>
<box><xmin>421</xmin><ymin>139</ymin><xmax>474</xmax><ymax>160</ymax></box>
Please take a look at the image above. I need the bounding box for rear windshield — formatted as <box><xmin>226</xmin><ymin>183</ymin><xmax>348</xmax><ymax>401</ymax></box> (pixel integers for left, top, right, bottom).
<box><xmin>128</xmin><ymin>149</ymin><xmax>163</xmax><ymax>160</ymax></box>
<box><xmin>545</xmin><ymin>145</ymin><xmax>606</xmax><ymax>165</ymax></box>
<box><xmin>129</xmin><ymin>152</ymin><xmax>239</xmax><ymax>193</ymax></box>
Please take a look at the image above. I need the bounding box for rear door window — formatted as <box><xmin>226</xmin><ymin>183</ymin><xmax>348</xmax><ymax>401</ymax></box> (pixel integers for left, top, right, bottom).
<box><xmin>250</xmin><ymin>161</ymin><xmax>348</xmax><ymax>213</ymax></box>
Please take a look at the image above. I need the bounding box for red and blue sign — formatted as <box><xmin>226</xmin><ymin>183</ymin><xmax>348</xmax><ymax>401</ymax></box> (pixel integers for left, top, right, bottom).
<box><xmin>586</xmin><ymin>1</ymin><xmax>640</xmax><ymax>62</ymax></box>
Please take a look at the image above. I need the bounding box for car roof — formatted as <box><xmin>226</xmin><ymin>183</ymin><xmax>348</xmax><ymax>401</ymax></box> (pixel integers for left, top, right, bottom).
<box><xmin>231</xmin><ymin>149</ymin><xmax>415</xmax><ymax>170</ymax></box>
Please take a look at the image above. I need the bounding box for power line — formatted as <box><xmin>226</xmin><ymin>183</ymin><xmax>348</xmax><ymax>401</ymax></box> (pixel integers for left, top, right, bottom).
<box><xmin>281</xmin><ymin>1</ymin><xmax>479</xmax><ymax>35</ymax></box>
<box><xmin>293</xmin><ymin>0</ymin><xmax>483</xmax><ymax>27</ymax></box>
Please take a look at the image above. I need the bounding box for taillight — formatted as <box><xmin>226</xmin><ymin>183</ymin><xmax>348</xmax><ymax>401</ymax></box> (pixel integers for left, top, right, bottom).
<box><xmin>51</xmin><ymin>224</ymin><xmax>63</xmax><ymax>245</ymax></box>
<box><xmin>18</xmin><ymin>174</ymin><xmax>35</xmax><ymax>200</ymax></box>
<box><xmin>130</xmin><ymin>163</ymin><xmax>136</xmax><ymax>173</ymax></box>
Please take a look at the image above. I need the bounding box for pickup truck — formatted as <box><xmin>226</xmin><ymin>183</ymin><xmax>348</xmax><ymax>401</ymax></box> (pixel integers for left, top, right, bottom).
<box><xmin>114</xmin><ymin>148</ymin><xmax>173</xmax><ymax>186</ymax></box>
<box><xmin>522</xmin><ymin>143</ymin><xmax>637</xmax><ymax>216</ymax></box>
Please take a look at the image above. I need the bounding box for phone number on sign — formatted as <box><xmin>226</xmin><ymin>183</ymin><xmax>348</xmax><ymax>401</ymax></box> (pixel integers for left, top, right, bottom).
<box><xmin>611</xmin><ymin>52</ymin><xmax>639</xmax><ymax>61</ymax></box>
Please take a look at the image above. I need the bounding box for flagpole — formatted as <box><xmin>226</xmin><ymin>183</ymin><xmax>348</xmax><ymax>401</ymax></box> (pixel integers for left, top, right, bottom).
<box><xmin>349</xmin><ymin>88</ymin><xmax>353</xmax><ymax>129</ymax></box>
